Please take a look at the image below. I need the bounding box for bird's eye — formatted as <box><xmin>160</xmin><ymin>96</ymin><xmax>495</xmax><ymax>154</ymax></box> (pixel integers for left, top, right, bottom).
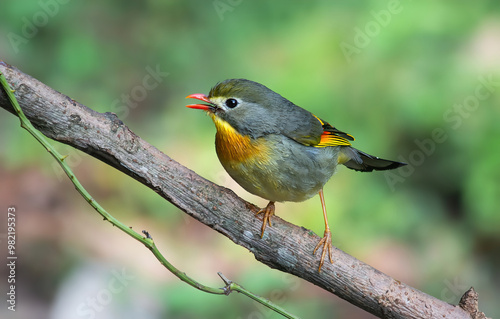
<box><xmin>225</xmin><ymin>98</ymin><xmax>238</xmax><ymax>108</ymax></box>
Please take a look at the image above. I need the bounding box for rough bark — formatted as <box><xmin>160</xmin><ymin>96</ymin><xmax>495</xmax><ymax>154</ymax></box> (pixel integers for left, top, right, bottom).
<box><xmin>0</xmin><ymin>61</ymin><xmax>489</xmax><ymax>319</ymax></box>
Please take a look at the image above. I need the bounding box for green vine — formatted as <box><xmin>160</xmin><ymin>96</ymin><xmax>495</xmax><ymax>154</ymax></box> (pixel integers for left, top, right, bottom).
<box><xmin>0</xmin><ymin>71</ymin><xmax>298</xmax><ymax>319</ymax></box>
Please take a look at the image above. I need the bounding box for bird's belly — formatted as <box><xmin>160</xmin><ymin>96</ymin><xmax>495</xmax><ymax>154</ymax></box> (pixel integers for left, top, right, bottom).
<box><xmin>216</xmin><ymin>135</ymin><xmax>339</xmax><ymax>202</ymax></box>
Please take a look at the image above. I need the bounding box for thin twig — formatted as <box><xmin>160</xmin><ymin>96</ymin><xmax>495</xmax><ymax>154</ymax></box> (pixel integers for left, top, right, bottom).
<box><xmin>0</xmin><ymin>70</ymin><xmax>299</xmax><ymax>319</ymax></box>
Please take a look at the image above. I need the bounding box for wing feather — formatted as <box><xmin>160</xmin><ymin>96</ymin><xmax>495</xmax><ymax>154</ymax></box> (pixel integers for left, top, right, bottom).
<box><xmin>279</xmin><ymin>105</ymin><xmax>354</xmax><ymax>148</ymax></box>
<box><xmin>313</xmin><ymin>115</ymin><xmax>354</xmax><ymax>147</ymax></box>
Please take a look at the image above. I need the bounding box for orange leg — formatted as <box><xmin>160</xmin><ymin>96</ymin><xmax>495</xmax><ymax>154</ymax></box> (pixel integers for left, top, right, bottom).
<box><xmin>255</xmin><ymin>201</ymin><xmax>275</xmax><ymax>238</ymax></box>
<box><xmin>313</xmin><ymin>189</ymin><xmax>333</xmax><ymax>272</ymax></box>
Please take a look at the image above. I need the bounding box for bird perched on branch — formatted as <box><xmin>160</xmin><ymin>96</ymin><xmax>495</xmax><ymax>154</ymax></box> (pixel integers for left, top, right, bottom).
<box><xmin>186</xmin><ymin>79</ymin><xmax>406</xmax><ymax>272</ymax></box>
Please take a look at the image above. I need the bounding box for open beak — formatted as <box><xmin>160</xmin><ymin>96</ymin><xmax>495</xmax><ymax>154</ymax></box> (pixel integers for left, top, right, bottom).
<box><xmin>186</xmin><ymin>93</ymin><xmax>215</xmax><ymax>111</ymax></box>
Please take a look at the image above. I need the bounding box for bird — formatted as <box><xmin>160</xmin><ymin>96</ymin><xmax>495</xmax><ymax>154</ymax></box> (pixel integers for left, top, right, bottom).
<box><xmin>186</xmin><ymin>79</ymin><xmax>406</xmax><ymax>272</ymax></box>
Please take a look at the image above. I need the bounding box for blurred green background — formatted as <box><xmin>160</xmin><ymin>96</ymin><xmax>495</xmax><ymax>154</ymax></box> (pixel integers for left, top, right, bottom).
<box><xmin>1</xmin><ymin>1</ymin><xmax>499</xmax><ymax>318</ymax></box>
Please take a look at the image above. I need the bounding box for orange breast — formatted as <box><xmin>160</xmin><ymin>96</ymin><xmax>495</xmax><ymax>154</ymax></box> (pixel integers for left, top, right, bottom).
<box><xmin>211</xmin><ymin>114</ymin><xmax>268</xmax><ymax>164</ymax></box>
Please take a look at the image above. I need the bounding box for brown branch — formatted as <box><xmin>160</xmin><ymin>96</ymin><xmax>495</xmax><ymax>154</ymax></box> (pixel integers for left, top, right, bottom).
<box><xmin>0</xmin><ymin>61</ymin><xmax>489</xmax><ymax>319</ymax></box>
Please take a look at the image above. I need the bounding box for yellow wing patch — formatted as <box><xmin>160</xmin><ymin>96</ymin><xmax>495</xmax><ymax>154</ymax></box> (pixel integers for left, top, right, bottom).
<box><xmin>317</xmin><ymin>132</ymin><xmax>352</xmax><ymax>147</ymax></box>
<box><xmin>313</xmin><ymin>115</ymin><xmax>354</xmax><ymax>148</ymax></box>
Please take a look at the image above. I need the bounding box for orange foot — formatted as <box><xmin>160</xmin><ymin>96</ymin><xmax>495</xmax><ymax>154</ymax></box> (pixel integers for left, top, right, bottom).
<box><xmin>255</xmin><ymin>201</ymin><xmax>275</xmax><ymax>238</ymax></box>
<box><xmin>313</xmin><ymin>229</ymin><xmax>334</xmax><ymax>272</ymax></box>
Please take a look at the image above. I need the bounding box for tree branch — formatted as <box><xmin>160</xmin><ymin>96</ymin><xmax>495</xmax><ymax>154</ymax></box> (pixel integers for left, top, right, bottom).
<box><xmin>0</xmin><ymin>61</ymin><xmax>488</xmax><ymax>319</ymax></box>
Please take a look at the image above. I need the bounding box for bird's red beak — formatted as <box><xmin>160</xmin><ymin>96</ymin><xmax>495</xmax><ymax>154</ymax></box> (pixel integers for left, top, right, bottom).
<box><xmin>186</xmin><ymin>93</ymin><xmax>214</xmax><ymax>111</ymax></box>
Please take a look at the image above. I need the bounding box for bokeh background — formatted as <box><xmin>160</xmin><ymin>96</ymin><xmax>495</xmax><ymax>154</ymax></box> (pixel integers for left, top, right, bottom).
<box><xmin>1</xmin><ymin>1</ymin><xmax>499</xmax><ymax>318</ymax></box>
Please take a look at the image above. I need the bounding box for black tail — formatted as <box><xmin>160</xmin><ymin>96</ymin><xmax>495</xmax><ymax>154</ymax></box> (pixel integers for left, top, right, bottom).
<box><xmin>340</xmin><ymin>147</ymin><xmax>406</xmax><ymax>172</ymax></box>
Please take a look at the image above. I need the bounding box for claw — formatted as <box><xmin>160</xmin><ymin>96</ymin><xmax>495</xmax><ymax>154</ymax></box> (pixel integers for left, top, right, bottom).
<box><xmin>255</xmin><ymin>201</ymin><xmax>275</xmax><ymax>238</ymax></box>
<box><xmin>313</xmin><ymin>229</ymin><xmax>334</xmax><ymax>272</ymax></box>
